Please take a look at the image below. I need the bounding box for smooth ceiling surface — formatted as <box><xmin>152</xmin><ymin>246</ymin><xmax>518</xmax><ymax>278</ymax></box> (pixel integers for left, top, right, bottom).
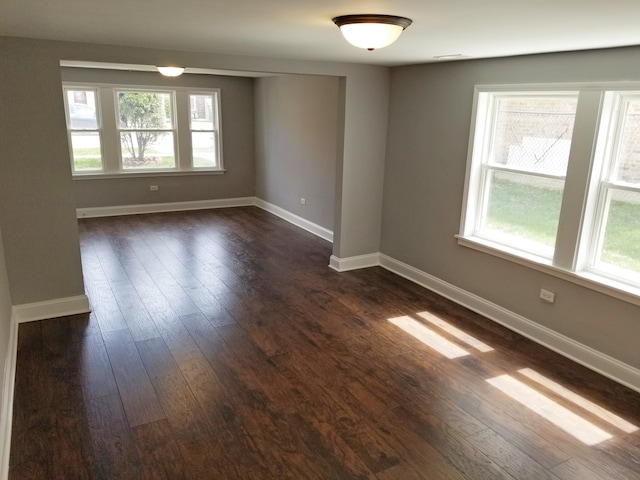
<box><xmin>1</xmin><ymin>0</ymin><xmax>640</xmax><ymax>66</ymax></box>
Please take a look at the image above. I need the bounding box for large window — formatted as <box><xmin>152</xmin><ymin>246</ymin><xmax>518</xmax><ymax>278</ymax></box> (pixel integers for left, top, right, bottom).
<box><xmin>63</xmin><ymin>84</ymin><xmax>223</xmax><ymax>175</ymax></box>
<box><xmin>461</xmin><ymin>85</ymin><xmax>640</xmax><ymax>298</ymax></box>
<box><xmin>117</xmin><ymin>90</ymin><xmax>176</xmax><ymax>170</ymax></box>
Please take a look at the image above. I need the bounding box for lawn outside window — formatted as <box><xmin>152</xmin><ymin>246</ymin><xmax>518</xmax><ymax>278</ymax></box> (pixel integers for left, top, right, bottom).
<box><xmin>63</xmin><ymin>83</ymin><xmax>224</xmax><ymax>177</ymax></box>
<box><xmin>460</xmin><ymin>83</ymin><xmax>640</xmax><ymax>303</ymax></box>
<box><xmin>64</xmin><ymin>87</ymin><xmax>104</xmax><ymax>174</ymax></box>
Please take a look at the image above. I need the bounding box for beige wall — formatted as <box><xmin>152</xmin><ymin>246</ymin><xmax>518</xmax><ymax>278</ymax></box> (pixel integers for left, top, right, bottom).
<box><xmin>62</xmin><ymin>68</ymin><xmax>256</xmax><ymax>208</ymax></box>
<box><xmin>382</xmin><ymin>46</ymin><xmax>640</xmax><ymax>370</ymax></box>
<box><xmin>255</xmin><ymin>75</ymin><xmax>340</xmax><ymax>231</ymax></box>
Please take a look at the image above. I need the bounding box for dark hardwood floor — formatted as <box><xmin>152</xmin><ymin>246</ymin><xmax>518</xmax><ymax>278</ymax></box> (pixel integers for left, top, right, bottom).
<box><xmin>9</xmin><ymin>207</ymin><xmax>640</xmax><ymax>479</ymax></box>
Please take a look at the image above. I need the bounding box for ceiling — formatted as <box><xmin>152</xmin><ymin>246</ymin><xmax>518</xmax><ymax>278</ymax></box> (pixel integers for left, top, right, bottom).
<box><xmin>2</xmin><ymin>0</ymin><xmax>640</xmax><ymax>66</ymax></box>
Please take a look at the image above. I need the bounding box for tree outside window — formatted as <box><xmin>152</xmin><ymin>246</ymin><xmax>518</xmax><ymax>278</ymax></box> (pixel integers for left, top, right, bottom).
<box><xmin>117</xmin><ymin>91</ymin><xmax>176</xmax><ymax>169</ymax></box>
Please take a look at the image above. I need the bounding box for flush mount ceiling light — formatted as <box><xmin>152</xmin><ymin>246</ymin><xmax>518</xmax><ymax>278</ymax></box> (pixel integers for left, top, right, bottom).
<box><xmin>332</xmin><ymin>14</ymin><xmax>412</xmax><ymax>50</ymax></box>
<box><xmin>157</xmin><ymin>66</ymin><xmax>185</xmax><ymax>77</ymax></box>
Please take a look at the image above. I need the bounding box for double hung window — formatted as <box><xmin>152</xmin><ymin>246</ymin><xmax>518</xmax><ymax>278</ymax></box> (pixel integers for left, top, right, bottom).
<box><xmin>589</xmin><ymin>94</ymin><xmax>640</xmax><ymax>285</ymax></box>
<box><xmin>65</xmin><ymin>88</ymin><xmax>103</xmax><ymax>173</ymax></box>
<box><xmin>117</xmin><ymin>90</ymin><xmax>176</xmax><ymax>170</ymax></box>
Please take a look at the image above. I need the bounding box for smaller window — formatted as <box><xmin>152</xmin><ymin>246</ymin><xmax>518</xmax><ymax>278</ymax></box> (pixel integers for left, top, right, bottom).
<box><xmin>64</xmin><ymin>88</ymin><xmax>103</xmax><ymax>173</ymax></box>
<box><xmin>116</xmin><ymin>90</ymin><xmax>176</xmax><ymax>170</ymax></box>
<box><xmin>189</xmin><ymin>93</ymin><xmax>221</xmax><ymax>169</ymax></box>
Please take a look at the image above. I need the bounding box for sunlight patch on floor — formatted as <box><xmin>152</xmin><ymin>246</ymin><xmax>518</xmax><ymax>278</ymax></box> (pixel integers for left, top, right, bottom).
<box><xmin>518</xmin><ymin>368</ymin><xmax>638</xmax><ymax>434</ymax></box>
<box><xmin>487</xmin><ymin>374</ymin><xmax>613</xmax><ymax>445</ymax></box>
<box><xmin>417</xmin><ymin>311</ymin><xmax>494</xmax><ymax>352</ymax></box>
<box><xmin>389</xmin><ymin>316</ymin><xmax>470</xmax><ymax>359</ymax></box>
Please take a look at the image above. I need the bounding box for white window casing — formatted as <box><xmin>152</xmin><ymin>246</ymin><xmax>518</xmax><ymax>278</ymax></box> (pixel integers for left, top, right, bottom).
<box><xmin>459</xmin><ymin>83</ymin><xmax>640</xmax><ymax>305</ymax></box>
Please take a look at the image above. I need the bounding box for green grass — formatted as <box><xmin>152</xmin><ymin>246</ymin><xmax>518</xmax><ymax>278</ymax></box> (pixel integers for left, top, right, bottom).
<box><xmin>486</xmin><ymin>177</ymin><xmax>562</xmax><ymax>248</ymax></box>
<box><xmin>74</xmin><ymin>154</ymin><xmax>176</xmax><ymax>170</ymax></box>
<box><xmin>487</xmin><ymin>177</ymin><xmax>640</xmax><ymax>272</ymax></box>
<box><xmin>600</xmin><ymin>200</ymin><xmax>640</xmax><ymax>271</ymax></box>
<box><xmin>73</xmin><ymin>157</ymin><xmax>102</xmax><ymax>170</ymax></box>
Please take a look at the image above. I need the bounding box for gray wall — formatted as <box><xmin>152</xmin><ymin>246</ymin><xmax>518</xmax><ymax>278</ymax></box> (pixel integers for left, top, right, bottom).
<box><xmin>255</xmin><ymin>75</ymin><xmax>340</xmax><ymax>231</ymax></box>
<box><xmin>0</xmin><ymin>227</ymin><xmax>13</xmax><ymax>436</ymax></box>
<box><xmin>62</xmin><ymin>68</ymin><xmax>256</xmax><ymax>208</ymax></box>
<box><xmin>0</xmin><ymin>38</ymin><xmax>85</xmax><ymax>305</ymax></box>
<box><xmin>382</xmin><ymin>46</ymin><xmax>640</xmax><ymax>370</ymax></box>
<box><xmin>0</xmin><ymin>35</ymin><xmax>389</xmax><ymax>305</ymax></box>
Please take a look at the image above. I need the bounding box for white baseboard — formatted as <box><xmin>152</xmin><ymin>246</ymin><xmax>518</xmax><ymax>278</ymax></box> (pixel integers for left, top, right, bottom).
<box><xmin>378</xmin><ymin>253</ymin><xmax>640</xmax><ymax>394</ymax></box>
<box><xmin>76</xmin><ymin>197</ymin><xmax>255</xmax><ymax>219</ymax></box>
<box><xmin>0</xmin><ymin>313</ymin><xmax>18</xmax><ymax>480</ymax></box>
<box><xmin>254</xmin><ymin>199</ymin><xmax>333</xmax><ymax>243</ymax></box>
<box><xmin>76</xmin><ymin>197</ymin><xmax>335</xmax><ymax>244</ymax></box>
<box><xmin>329</xmin><ymin>253</ymin><xmax>381</xmax><ymax>272</ymax></box>
<box><xmin>12</xmin><ymin>295</ymin><xmax>90</xmax><ymax>324</ymax></box>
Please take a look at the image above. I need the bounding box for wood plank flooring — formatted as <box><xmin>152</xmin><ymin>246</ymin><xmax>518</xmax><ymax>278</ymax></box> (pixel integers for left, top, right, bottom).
<box><xmin>9</xmin><ymin>207</ymin><xmax>640</xmax><ymax>479</ymax></box>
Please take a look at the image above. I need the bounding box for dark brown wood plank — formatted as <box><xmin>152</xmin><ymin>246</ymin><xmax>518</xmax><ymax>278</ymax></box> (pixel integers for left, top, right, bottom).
<box><xmin>10</xmin><ymin>208</ymin><xmax>640</xmax><ymax>480</ymax></box>
<box><xmin>102</xmin><ymin>329</ymin><xmax>166</xmax><ymax>428</ymax></box>
<box><xmin>84</xmin><ymin>393</ymin><xmax>144</xmax><ymax>479</ymax></box>
<box><xmin>131</xmin><ymin>420</ymin><xmax>188</xmax><ymax>480</ymax></box>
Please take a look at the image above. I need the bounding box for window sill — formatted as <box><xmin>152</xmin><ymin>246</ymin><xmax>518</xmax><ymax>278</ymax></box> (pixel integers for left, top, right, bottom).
<box><xmin>456</xmin><ymin>235</ymin><xmax>640</xmax><ymax>307</ymax></box>
<box><xmin>72</xmin><ymin>169</ymin><xmax>226</xmax><ymax>180</ymax></box>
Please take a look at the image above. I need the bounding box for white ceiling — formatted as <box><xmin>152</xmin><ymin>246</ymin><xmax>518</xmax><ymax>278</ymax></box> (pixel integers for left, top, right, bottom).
<box><xmin>2</xmin><ymin>0</ymin><xmax>640</xmax><ymax>66</ymax></box>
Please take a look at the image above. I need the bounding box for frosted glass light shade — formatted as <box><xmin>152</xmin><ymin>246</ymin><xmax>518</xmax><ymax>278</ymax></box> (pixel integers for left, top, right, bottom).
<box><xmin>157</xmin><ymin>66</ymin><xmax>185</xmax><ymax>77</ymax></box>
<box><xmin>333</xmin><ymin>15</ymin><xmax>412</xmax><ymax>50</ymax></box>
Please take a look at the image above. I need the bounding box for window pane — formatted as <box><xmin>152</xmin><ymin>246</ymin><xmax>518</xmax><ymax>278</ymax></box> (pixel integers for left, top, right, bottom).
<box><xmin>192</xmin><ymin>132</ymin><xmax>218</xmax><ymax>168</ymax></box>
<box><xmin>489</xmin><ymin>95</ymin><xmax>577</xmax><ymax>176</ymax></box>
<box><xmin>612</xmin><ymin>99</ymin><xmax>640</xmax><ymax>185</ymax></box>
<box><xmin>67</xmin><ymin>90</ymin><xmax>98</xmax><ymax>129</ymax></box>
<box><xmin>481</xmin><ymin>171</ymin><xmax>565</xmax><ymax>257</ymax></box>
<box><xmin>118</xmin><ymin>91</ymin><xmax>173</xmax><ymax>130</ymax></box>
<box><xmin>70</xmin><ymin>132</ymin><xmax>102</xmax><ymax>171</ymax></box>
<box><xmin>597</xmin><ymin>189</ymin><xmax>640</xmax><ymax>277</ymax></box>
<box><xmin>190</xmin><ymin>94</ymin><xmax>214</xmax><ymax>130</ymax></box>
<box><xmin>120</xmin><ymin>132</ymin><xmax>175</xmax><ymax>169</ymax></box>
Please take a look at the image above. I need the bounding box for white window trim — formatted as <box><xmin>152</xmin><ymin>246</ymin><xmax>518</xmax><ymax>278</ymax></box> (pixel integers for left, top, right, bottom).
<box><xmin>115</xmin><ymin>88</ymin><xmax>178</xmax><ymax>173</ymax></box>
<box><xmin>459</xmin><ymin>82</ymin><xmax>640</xmax><ymax>307</ymax></box>
<box><xmin>63</xmin><ymin>82</ymin><xmax>224</xmax><ymax>177</ymax></box>
<box><xmin>187</xmin><ymin>91</ymin><xmax>224</xmax><ymax>171</ymax></box>
<box><xmin>63</xmin><ymin>86</ymin><xmax>105</xmax><ymax>175</ymax></box>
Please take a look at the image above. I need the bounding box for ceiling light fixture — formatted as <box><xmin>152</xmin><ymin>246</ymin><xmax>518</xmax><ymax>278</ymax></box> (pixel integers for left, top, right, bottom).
<box><xmin>157</xmin><ymin>66</ymin><xmax>185</xmax><ymax>77</ymax></box>
<box><xmin>332</xmin><ymin>14</ymin><xmax>412</xmax><ymax>51</ymax></box>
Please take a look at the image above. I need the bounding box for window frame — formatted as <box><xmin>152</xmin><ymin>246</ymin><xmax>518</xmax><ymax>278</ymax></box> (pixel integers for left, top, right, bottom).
<box><xmin>188</xmin><ymin>91</ymin><xmax>223</xmax><ymax>170</ymax></box>
<box><xmin>63</xmin><ymin>82</ymin><xmax>224</xmax><ymax>178</ymax></box>
<box><xmin>115</xmin><ymin>88</ymin><xmax>178</xmax><ymax>172</ymax></box>
<box><xmin>459</xmin><ymin>83</ymin><xmax>640</xmax><ymax>306</ymax></box>
<box><xmin>63</xmin><ymin>86</ymin><xmax>105</xmax><ymax>174</ymax></box>
<box><xmin>465</xmin><ymin>90</ymin><xmax>579</xmax><ymax>260</ymax></box>
<box><xmin>584</xmin><ymin>92</ymin><xmax>640</xmax><ymax>285</ymax></box>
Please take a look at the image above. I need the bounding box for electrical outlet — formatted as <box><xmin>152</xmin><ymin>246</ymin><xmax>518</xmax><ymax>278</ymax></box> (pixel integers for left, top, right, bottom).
<box><xmin>300</xmin><ymin>197</ymin><xmax>306</xmax><ymax>205</ymax></box>
<box><xmin>540</xmin><ymin>288</ymin><xmax>555</xmax><ymax>304</ymax></box>
<box><xmin>149</xmin><ymin>185</ymin><xmax>159</xmax><ymax>191</ymax></box>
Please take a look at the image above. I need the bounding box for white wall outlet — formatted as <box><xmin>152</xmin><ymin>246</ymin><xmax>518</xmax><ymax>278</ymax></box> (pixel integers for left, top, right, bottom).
<box><xmin>149</xmin><ymin>185</ymin><xmax>159</xmax><ymax>191</ymax></box>
<box><xmin>540</xmin><ymin>288</ymin><xmax>555</xmax><ymax>304</ymax></box>
<box><xmin>300</xmin><ymin>197</ymin><xmax>306</xmax><ymax>205</ymax></box>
